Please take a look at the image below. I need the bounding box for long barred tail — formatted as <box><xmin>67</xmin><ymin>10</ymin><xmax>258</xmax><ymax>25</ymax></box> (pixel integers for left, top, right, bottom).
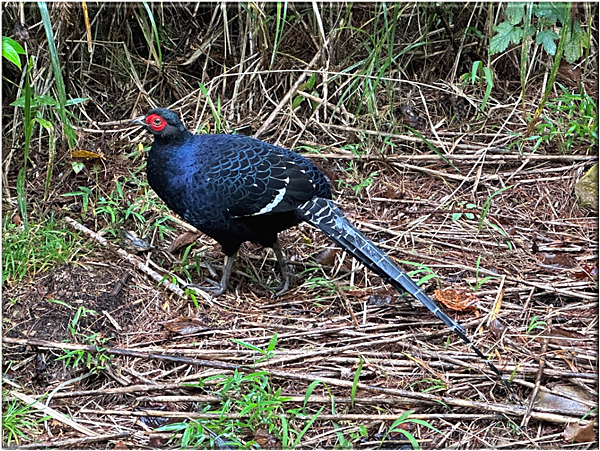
<box><xmin>298</xmin><ymin>197</ymin><xmax>513</xmax><ymax>394</ymax></box>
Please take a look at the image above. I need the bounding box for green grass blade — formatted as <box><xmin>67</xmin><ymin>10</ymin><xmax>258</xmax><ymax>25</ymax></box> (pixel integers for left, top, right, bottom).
<box><xmin>292</xmin><ymin>406</ymin><xmax>324</xmax><ymax>449</ymax></box>
<box><xmin>350</xmin><ymin>355</ymin><xmax>363</xmax><ymax>409</ymax></box>
<box><xmin>38</xmin><ymin>1</ymin><xmax>77</xmax><ymax>149</ymax></box>
<box><xmin>142</xmin><ymin>1</ymin><xmax>162</xmax><ymax>70</ymax></box>
<box><xmin>270</xmin><ymin>2</ymin><xmax>287</xmax><ymax>70</ymax></box>
<box><xmin>16</xmin><ymin>57</ymin><xmax>33</xmax><ymax>230</ymax></box>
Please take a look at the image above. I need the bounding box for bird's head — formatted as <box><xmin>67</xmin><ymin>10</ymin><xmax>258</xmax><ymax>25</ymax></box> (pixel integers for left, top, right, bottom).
<box><xmin>133</xmin><ymin>108</ymin><xmax>190</xmax><ymax>141</ymax></box>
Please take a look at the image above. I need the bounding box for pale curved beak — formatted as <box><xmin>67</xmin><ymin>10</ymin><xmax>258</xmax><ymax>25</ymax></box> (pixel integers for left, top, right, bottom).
<box><xmin>131</xmin><ymin>115</ymin><xmax>146</xmax><ymax>126</ymax></box>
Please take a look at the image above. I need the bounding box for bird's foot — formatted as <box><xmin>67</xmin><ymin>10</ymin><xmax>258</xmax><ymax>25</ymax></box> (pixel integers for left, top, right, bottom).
<box><xmin>186</xmin><ymin>279</ymin><xmax>228</xmax><ymax>297</ymax></box>
<box><xmin>185</xmin><ymin>255</ymin><xmax>235</xmax><ymax>298</ymax></box>
<box><xmin>261</xmin><ymin>277</ymin><xmax>289</xmax><ymax>296</ymax></box>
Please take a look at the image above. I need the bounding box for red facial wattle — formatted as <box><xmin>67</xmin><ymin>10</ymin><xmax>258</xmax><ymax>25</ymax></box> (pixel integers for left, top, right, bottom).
<box><xmin>146</xmin><ymin>114</ymin><xmax>166</xmax><ymax>132</ymax></box>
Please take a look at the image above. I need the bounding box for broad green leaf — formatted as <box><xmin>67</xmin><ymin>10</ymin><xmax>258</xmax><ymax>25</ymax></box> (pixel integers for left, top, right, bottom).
<box><xmin>573</xmin><ymin>21</ymin><xmax>589</xmax><ymax>49</ymax></box>
<box><xmin>2</xmin><ymin>36</ymin><xmax>25</xmax><ymax>69</ymax></box>
<box><xmin>534</xmin><ymin>2</ymin><xmax>568</xmax><ymax>25</ymax></box>
<box><xmin>564</xmin><ymin>21</ymin><xmax>586</xmax><ymax>64</ymax></box>
<box><xmin>536</xmin><ymin>29</ymin><xmax>559</xmax><ymax>55</ymax></box>
<box><xmin>524</xmin><ymin>24</ymin><xmax>537</xmax><ymax>38</ymax></box>
<box><xmin>490</xmin><ymin>22</ymin><xmax>523</xmax><ymax>54</ymax></box>
<box><xmin>10</xmin><ymin>94</ymin><xmax>59</xmax><ymax>108</ymax></box>
<box><xmin>505</xmin><ymin>2</ymin><xmax>526</xmax><ymax>25</ymax></box>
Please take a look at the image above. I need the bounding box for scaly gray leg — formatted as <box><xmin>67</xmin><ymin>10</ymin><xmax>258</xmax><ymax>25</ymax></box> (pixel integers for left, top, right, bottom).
<box><xmin>187</xmin><ymin>254</ymin><xmax>235</xmax><ymax>297</ymax></box>
<box><xmin>271</xmin><ymin>240</ymin><xmax>290</xmax><ymax>296</ymax></box>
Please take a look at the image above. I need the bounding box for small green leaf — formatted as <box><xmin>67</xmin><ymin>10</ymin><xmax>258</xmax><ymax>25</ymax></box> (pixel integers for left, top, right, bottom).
<box><xmin>417</xmin><ymin>273</ymin><xmax>438</xmax><ymax>285</ymax></box>
<box><xmin>451</xmin><ymin>212</ymin><xmax>462</xmax><ymax>222</ymax></box>
<box><xmin>10</xmin><ymin>94</ymin><xmax>59</xmax><ymax>108</ymax></box>
<box><xmin>536</xmin><ymin>29</ymin><xmax>559</xmax><ymax>55</ymax></box>
<box><xmin>490</xmin><ymin>22</ymin><xmax>523</xmax><ymax>54</ymax></box>
<box><xmin>231</xmin><ymin>338</ymin><xmax>263</xmax><ymax>353</ymax></box>
<box><xmin>71</xmin><ymin>161</ymin><xmax>85</xmax><ymax>174</ymax></box>
<box><xmin>35</xmin><ymin>117</ymin><xmax>53</xmax><ymax>129</ymax></box>
<box><xmin>306</xmin><ymin>72</ymin><xmax>316</xmax><ymax>90</ymax></box>
<box><xmin>470</xmin><ymin>60</ymin><xmax>482</xmax><ymax>82</ymax></box>
<box><xmin>292</xmin><ymin>95</ymin><xmax>305</xmax><ymax>109</ymax></box>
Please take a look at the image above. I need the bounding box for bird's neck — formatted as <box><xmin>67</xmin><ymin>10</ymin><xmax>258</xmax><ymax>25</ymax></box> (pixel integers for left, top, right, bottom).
<box><xmin>155</xmin><ymin>129</ymin><xmax>194</xmax><ymax>147</ymax></box>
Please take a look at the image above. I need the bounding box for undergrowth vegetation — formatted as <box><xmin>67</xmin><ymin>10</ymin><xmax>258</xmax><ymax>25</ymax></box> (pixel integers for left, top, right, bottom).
<box><xmin>2</xmin><ymin>2</ymin><xmax>598</xmax><ymax>449</ymax></box>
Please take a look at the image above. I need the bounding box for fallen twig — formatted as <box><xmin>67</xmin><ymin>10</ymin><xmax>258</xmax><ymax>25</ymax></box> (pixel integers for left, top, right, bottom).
<box><xmin>3</xmin><ymin>336</ymin><xmax>595</xmax><ymax>423</ymax></box>
<box><xmin>64</xmin><ymin>216</ymin><xmax>209</xmax><ymax>302</ymax></box>
<box><xmin>7</xmin><ymin>389</ymin><xmax>98</xmax><ymax>437</ymax></box>
<box><xmin>14</xmin><ymin>432</ymin><xmax>130</xmax><ymax>449</ymax></box>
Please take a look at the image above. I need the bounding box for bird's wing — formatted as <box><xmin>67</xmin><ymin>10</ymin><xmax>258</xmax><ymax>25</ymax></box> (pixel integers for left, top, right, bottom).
<box><xmin>199</xmin><ymin>136</ymin><xmax>329</xmax><ymax>219</ymax></box>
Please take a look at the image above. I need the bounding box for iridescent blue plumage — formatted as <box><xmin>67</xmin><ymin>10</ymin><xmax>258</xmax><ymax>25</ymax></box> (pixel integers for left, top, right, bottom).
<box><xmin>136</xmin><ymin>108</ymin><xmax>514</xmax><ymax>397</ymax></box>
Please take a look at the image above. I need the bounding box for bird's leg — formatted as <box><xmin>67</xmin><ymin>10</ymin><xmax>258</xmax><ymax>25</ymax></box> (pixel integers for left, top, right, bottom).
<box><xmin>186</xmin><ymin>254</ymin><xmax>235</xmax><ymax>297</ymax></box>
<box><xmin>270</xmin><ymin>240</ymin><xmax>290</xmax><ymax>296</ymax></box>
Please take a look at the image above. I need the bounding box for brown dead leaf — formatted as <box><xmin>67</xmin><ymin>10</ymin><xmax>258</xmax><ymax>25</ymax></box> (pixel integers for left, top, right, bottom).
<box><xmin>564</xmin><ymin>420</ymin><xmax>596</xmax><ymax>443</ymax></box>
<box><xmin>313</xmin><ymin>247</ymin><xmax>339</xmax><ymax>266</ymax></box>
<box><xmin>557</xmin><ymin>60</ymin><xmax>582</xmax><ymax>87</ymax></box>
<box><xmin>113</xmin><ymin>440</ymin><xmax>129</xmax><ymax>450</ymax></box>
<box><xmin>168</xmin><ymin>231</ymin><xmax>201</xmax><ymax>253</ymax></box>
<box><xmin>572</xmin><ymin>263</ymin><xmax>598</xmax><ymax>281</ymax></box>
<box><xmin>539</xmin><ymin>252</ymin><xmax>576</xmax><ymax>269</ymax></box>
<box><xmin>254</xmin><ymin>428</ymin><xmax>281</xmax><ymax>449</ymax></box>
<box><xmin>551</xmin><ymin>326</ymin><xmax>587</xmax><ymax>340</ymax></box>
<box><xmin>434</xmin><ymin>289</ymin><xmax>479</xmax><ymax>311</ymax></box>
<box><xmin>549</xmin><ymin>326</ymin><xmax>588</xmax><ymax>347</ymax></box>
<box><xmin>11</xmin><ymin>214</ymin><xmax>21</xmax><ymax>225</ymax></box>
<box><xmin>534</xmin><ymin>388</ymin><xmax>590</xmax><ymax>416</ymax></box>
<box><xmin>162</xmin><ymin>316</ymin><xmax>209</xmax><ymax>335</ymax></box>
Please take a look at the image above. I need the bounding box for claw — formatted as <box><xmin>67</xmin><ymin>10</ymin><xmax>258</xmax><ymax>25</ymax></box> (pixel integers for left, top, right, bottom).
<box><xmin>186</xmin><ymin>255</ymin><xmax>235</xmax><ymax>297</ymax></box>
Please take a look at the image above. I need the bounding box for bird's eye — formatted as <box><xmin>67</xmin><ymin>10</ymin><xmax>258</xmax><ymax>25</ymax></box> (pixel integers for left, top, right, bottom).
<box><xmin>153</xmin><ymin>118</ymin><xmax>162</xmax><ymax>126</ymax></box>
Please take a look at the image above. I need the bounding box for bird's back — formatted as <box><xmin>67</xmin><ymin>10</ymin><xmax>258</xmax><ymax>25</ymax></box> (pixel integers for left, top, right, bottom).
<box><xmin>147</xmin><ymin>133</ymin><xmax>332</xmax><ymax>253</ymax></box>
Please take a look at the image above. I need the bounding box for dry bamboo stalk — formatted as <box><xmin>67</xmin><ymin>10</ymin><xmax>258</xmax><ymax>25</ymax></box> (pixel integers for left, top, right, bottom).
<box><xmin>64</xmin><ymin>216</ymin><xmax>214</xmax><ymax>303</ymax></box>
<box><xmin>253</xmin><ymin>35</ymin><xmax>331</xmax><ymax>139</ymax></box>
<box><xmin>14</xmin><ymin>432</ymin><xmax>130</xmax><ymax>450</ymax></box>
<box><xmin>0</xmin><ymin>336</ymin><xmax>577</xmax><ymax>422</ymax></box>
<box><xmin>79</xmin><ymin>408</ymin><xmax>506</xmax><ymax>422</ymax></box>
<box><xmin>77</xmin><ymin>406</ymin><xmax>590</xmax><ymax>425</ymax></box>
<box><xmin>8</xmin><ymin>390</ymin><xmax>98</xmax><ymax>437</ymax></box>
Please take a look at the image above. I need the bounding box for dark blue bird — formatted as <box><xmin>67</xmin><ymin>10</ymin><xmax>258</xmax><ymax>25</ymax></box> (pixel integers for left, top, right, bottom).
<box><xmin>135</xmin><ymin>107</ymin><xmax>513</xmax><ymax>394</ymax></box>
